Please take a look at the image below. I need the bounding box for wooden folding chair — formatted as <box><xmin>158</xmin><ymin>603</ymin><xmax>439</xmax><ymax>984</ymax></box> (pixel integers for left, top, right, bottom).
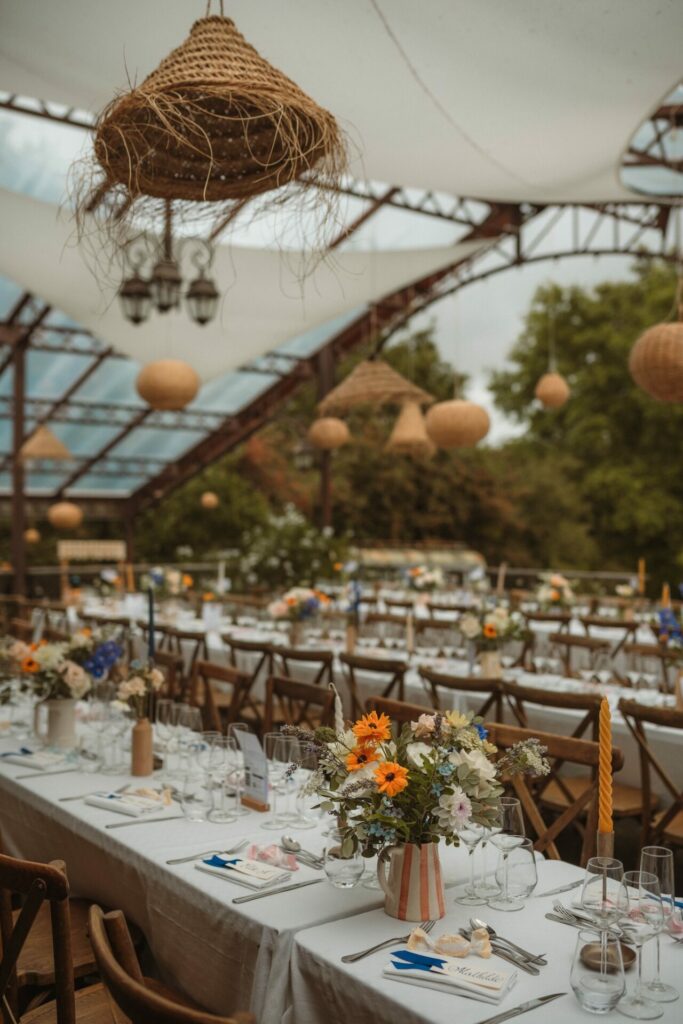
<box><xmin>503</xmin><ymin>680</ymin><xmax>652</xmax><ymax>822</ymax></box>
<box><xmin>546</xmin><ymin>632</ymin><xmax>611</xmax><ymax>677</ymax></box>
<box><xmin>164</xmin><ymin>628</ymin><xmax>209</xmax><ymax>680</ymax></box>
<box><xmin>414</xmin><ymin>618</ymin><xmax>457</xmax><ymax>651</ymax></box>
<box><xmin>618</xmin><ymin>698</ymin><xmax>683</xmax><ymax>849</ymax></box>
<box><xmin>418</xmin><ymin>666</ymin><xmax>504</xmax><ymax>719</ymax></box>
<box><xmin>221</xmin><ymin>635</ymin><xmax>274</xmax><ymax>730</ymax></box>
<box><xmin>525</xmin><ymin>610</ymin><xmax>572</xmax><ymax>631</ymax></box>
<box><xmin>579</xmin><ymin>616</ymin><xmax>637</xmax><ymax>658</ymax></box>
<box><xmin>9</xmin><ymin>618</ymin><xmax>34</xmax><ymax>644</ymax></box>
<box><xmin>152</xmin><ymin>649</ymin><xmax>185</xmax><ymax>701</ymax></box>
<box><xmin>263</xmin><ymin>675</ymin><xmax>335</xmax><ymax>734</ymax></box>
<box><xmin>269</xmin><ymin>645</ymin><xmax>333</xmax><ymax>687</ymax></box>
<box><xmin>384</xmin><ymin>598</ymin><xmax>414</xmax><ymax>612</ymax></box>
<box><xmin>0</xmin><ymin>853</ymin><xmax>109</xmax><ymax>1024</ymax></box>
<box><xmin>367</xmin><ymin>695</ymin><xmax>436</xmax><ymax>730</ymax></box>
<box><xmin>484</xmin><ymin>722</ymin><xmax>624</xmax><ymax>865</ymax></box>
<box><xmin>623</xmin><ymin>643</ymin><xmax>677</xmax><ymax>693</ymax></box>
<box><xmin>87</xmin><ymin>906</ymin><xmax>253</xmax><ymax>1024</ymax></box>
<box><xmin>362</xmin><ymin>612</ymin><xmax>408</xmax><ymax>644</ymax></box>
<box><xmin>43</xmin><ymin>626</ymin><xmax>70</xmax><ymax>643</ymax></box>
<box><xmin>339</xmin><ymin>653</ymin><xmax>408</xmax><ymax>719</ymax></box>
<box><xmin>189</xmin><ymin>660</ymin><xmax>253</xmax><ymax>733</ymax></box>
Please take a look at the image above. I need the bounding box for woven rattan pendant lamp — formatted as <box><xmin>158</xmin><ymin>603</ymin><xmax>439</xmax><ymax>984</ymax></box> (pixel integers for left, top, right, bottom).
<box><xmin>20</xmin><ymin>426</ymin><xmax>71</xmax><ymax>461</ymax></box>
<box><xmin>630</xmin><ymin>274</ymin><xmax>683</xmax><ymax>401</ymax></box>
<box><xmin>77</xmin><ymin>2</ymin><xmax>347</xmax><ymax>240</ymax></box>
<box><xmin>318</xmin><ymin>360</ymin><xmax>433</xmax><ymax>417</ymax></box>
<box><xmin>534</xmin><ymin>304</ymin><xmax>570</xmax><ymax>408</ymax></box>
<box><xmin>386</xmin><ymin>401</ymin><xmax>433</xmax><ymax>457</ymax></box>
<box><xmin>136</xmin><ymin>359</ymin><xmax>200</xmax><ymax>411</ymax></box>
<box><xmin>307</xmin><ymin>417</ymin><xmax>350</xmax><ymax>450</ymax></box>
<box><xmin>47</xmin><ymin>502</ymin><xmax>83</xmax><ymax>530</ymax></box>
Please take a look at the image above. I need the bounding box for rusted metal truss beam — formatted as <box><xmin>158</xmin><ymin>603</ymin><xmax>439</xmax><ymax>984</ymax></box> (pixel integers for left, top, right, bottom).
<box><xmin>56</xmin><ymin>408</ymin><xmax>152</xmax><ymax>496</ymax></box>
<box><xmin>9</xmin><ymin>454</ymin><xmax>167</xmax><ymax>480</ymax></box>
<box><xmin>0</xmin><ymin>93</ymin><xmax>94</xmax><ymax>129</ymax></box>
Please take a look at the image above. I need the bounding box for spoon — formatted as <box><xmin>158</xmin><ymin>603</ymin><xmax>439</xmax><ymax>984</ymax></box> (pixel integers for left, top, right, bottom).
<box><xmin>470</xmin><ymin>917</ymin><xmax>547</xmax><ymax>965</ymax></box>
<box><xmin>280</xmin><ymin>835</ymin><xmax>323</xmax><ymax>866</ymax></box>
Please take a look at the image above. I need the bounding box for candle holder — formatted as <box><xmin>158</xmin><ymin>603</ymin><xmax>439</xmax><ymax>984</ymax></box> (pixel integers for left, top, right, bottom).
<box><xmin>596</xmin><ymin>831</ymin><xmax>615</xmax><ymax>858</ymax></box>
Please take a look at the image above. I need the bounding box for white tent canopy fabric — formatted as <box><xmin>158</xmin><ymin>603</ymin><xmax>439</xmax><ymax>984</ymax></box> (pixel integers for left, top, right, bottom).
<box><xmin>0</xmin><ymin>189</ymin><xmax>485</xmax><ymax>381</ymax></box>
<box><xmin>1</xmin><ymin>0</ymin><xmax>681</xmax><ymax>204</ymax></box>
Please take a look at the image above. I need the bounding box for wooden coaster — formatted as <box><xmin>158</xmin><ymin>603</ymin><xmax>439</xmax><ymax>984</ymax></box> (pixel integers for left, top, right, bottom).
<box><xmin>241</xmin><ymin>795</ymin><xmax>269</xmax><ymax>813</ymax></box>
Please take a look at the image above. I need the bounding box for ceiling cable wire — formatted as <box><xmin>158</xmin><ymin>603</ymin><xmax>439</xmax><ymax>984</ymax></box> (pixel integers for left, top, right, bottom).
<box><xmin>367</xmin><ymin>0</ymin><xmax>534</xmax><ymax>187</ymax></box>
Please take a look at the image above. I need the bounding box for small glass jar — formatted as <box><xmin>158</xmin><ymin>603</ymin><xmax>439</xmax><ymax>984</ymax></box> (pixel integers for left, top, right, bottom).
<box><xmin>323</xmin><ymin>828</ymin><xmax>364</xmax><ymax>889</ymax></box>
<box><xmin>571</xmin><ymin>929</ymin><xmax>626</xmax><ymax>1014</ymax></box>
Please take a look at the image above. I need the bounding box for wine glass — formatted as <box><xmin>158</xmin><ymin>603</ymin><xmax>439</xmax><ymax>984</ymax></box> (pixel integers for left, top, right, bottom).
<box><xmin>495</xmin><ymin>837</ymin><xmax>537</xmax><ymax>903</ymax></box>
<box><xmin>454</xmin><ymin>821</ymin><xmax>487</xmax><ymax>906</ymax></box>
<box><xmin>155</xmin><ymin>699</ymin><xmax>175</xmax><ymax>777</ymax></box>
<box><xmin>618</xmin><ymin>870</ymin><xmax>664</xmax><ymax>1020</ymax></box>
<box><xmin>487</xmin><ymin>798</ymin><xmax>526</xmax><ymax>912</ymax></box>
<box><xmin>286</xmin><ymin>741</ymin><xmax>319</xmax><ymax>831</ymax></box>
<box><xmin>226</xmin><ymin>724</ymin><xmax>250</xmax><ymax>817</ymax></box>
<box><xmin>260</xmin><ymin>732</ymin><xmax>294</xmax><ymax>831</ymax></box>
<box><xmin>638</xmin><ymin>848</ymin><xmax>678</xmax><ymax>1004</ymax></box>
<box><xmin>581</xmin><ymin>857</ymin><xmax>627</xmax><ymax>928</ymax></box>
<box><xmin>207</xmin><ymin>737</ymin><xmax>236</xmax><ymax>823</ymax></box>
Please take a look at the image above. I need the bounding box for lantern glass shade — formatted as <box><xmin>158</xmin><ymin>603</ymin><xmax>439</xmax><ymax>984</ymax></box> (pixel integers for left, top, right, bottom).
<box><xmin>150</xmin><ymin>258</ymin><xmax>182</xmax><ymax>313</ymax></box>
<box><xmin>47</xmin><ymin>501</ymin><xmax>83</xmax><ymax>530</ymax></box>
<box><xmin>118</xmin><ymin>273</ymin><xmax>153</xmax><ymax>325</ymax></box>
<box><xmin>136</xmin><ymin>359</ymin><xmax>200</xmax><ymax>411</ymax></box>
<box><xmin>186</xmin><ymin>273</ymin><xmax>220</xmax><ymax>325</ymax></box>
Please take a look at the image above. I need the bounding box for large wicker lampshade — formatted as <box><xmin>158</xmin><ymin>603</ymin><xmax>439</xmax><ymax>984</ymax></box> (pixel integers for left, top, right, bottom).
<box><xmin>200</xmin><ymin>491</ymin><xmax>220</xmax><ymax>509</ymax></box>
<box><xmin>136</xmin><ymin>360</ymin><xmax>200</xmax><ymax>410</ymax></box>
<box><xmin>535</xmin><ymin>371</ymin><xmax>570</xmax><ymax>408</ymax></box>
<box><xmin>307</xmin><ymin>417</ymin><xmax>350</xmax><ymax>450</ymax></box>
<box><xmin>629</xmin><ymin>321</ymin><xmax>683</xmax><ymax>401</ymax></box>
<box><xmin>24</xmin><ymin>527</ymin><xmax>41</xmax><ymax>545</ymax></box>
<box><xmin>425</xmin><ymin>400</ymin><xmax>490</xmax><ymax>448</ymax></box>
<box><xmin>386</xmin><ymin>401</ymin><xmax>433</xmax><ymax>457</ymax></box>
<box><xmin>47</xmin><ymin>502</ymin><xmax>83</xmax><ymax>530</ymax></box>
<box><xmin>78</xmin><ymin>14</ymin><xmax>346</xmax><ymax>239</ymax></box>
<box><xmin>318</xmin><ymin>360</ymin><xmax>433</xmax><ymax>416</ymax></box>
<box><xmin>20</xmin><ymin>426</ymin><xmax>72</xmax><ymax>461</ymax></box>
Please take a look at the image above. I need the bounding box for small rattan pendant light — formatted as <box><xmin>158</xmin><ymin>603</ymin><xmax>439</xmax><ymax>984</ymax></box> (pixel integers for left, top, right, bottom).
<box><xmin>20</xmin><ymin>426</ymin><xmax>72</xmax><ymax>461</ymax></box>
<box><xmin>630</xmin><ymin>268</ymin><xmax>683</xmax><ymax>402</ymax></box>
<box><xmin>136</xmin><ymin>359</ymin><xmax>200</xmax><ymax>411</ymax></box>
<box><xmin>200</xmin><ymin>491</ymin><xmax>220</xmax><ymax>509</ymax></box>
<box><xmin>386</xmin><ymin>400</ymin><xmax>433</xmax><ymax>457</ymax></box>
<box><xmin>47</xmin><ymin>502</ymin><xmax>83</xmax><ymax>530</ymax></box>
<box><xmin>318</xmin><ymin>359</ymin><xmax>433</xmax><ymax>416</ymax></box>
<box><xmin>534</xmin><ymin>304</ymin><xmax>570</xmax><ymax>408</ymax></box>
<box><xmin>308</xmin><ymin>417</ymin><xmax>350</xmax><ymax>450</ymax></box>
<box><xmin>425</xmin><ymin>398</ymin><xmax>490</xmax><ymax>448</ymax></box>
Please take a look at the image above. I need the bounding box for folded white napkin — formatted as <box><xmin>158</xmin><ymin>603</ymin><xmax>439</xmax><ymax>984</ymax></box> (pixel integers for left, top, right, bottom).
<box><xmin>195</xmin><ymin>855</ymin><xmax>289</xmax><ymax>890</ymax></box>
<box><xmin>84</xmin><ymin>792</ymin><xmax>166</xmax><ymax>817</ymax></box>
<box><xmin>3</xmin><ymin>750</ymin><xmax>73</xmax><ymax>770</ymax></box>
<box><xmin>383</xmin><ymin>951</ymin><xmax>517</xmax><ymax>1005</ymax></box>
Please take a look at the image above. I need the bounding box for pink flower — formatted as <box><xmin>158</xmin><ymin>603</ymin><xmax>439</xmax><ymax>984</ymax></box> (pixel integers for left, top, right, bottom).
<box><xmin>411</xmin><ymin>714</ymin><xmax>437</xmax><ymax>740</ymax></box>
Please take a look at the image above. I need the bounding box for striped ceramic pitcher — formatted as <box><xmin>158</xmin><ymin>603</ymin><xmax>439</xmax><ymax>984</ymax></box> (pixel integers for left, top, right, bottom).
<box><xmin>377</xmin><ymin>842</ymin><xmax>446</xmax><ymax>921</ymax></box>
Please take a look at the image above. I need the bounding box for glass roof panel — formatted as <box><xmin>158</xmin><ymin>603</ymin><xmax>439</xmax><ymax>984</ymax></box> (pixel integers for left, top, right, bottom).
<box><xmin>74</xmin><ymin>358</ymin><xmax>144</xmax><ymax>405</ymax></box>
<box><xmin>108</xmin><ymin>427</ymin><xmax>205</xmax><ymax>460</ymax></box>
<box><xmin>68</xmin><ymin>474</ymin><xmax>149</xmax><ymax>494</ymax></box>
<box><xmin>195</xmin><ymin>371</ymin><xmax>278</xmax><ymax>413</ymax></box>
<box><xmin>47</xmin><ymin>422</ymin><xmax>128</xmax><ymax>457</ymax></box>
<box><xmin>26</xmin><ymin>349</ymin><xmax>93</xmax><ymax>398</ymax></box>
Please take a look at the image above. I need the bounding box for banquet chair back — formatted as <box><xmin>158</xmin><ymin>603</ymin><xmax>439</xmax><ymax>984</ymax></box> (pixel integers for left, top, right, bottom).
<box><xmin>9</xmin><ymin>617</ymin><xmax>34</xmax><ymax>643</ymax></box>
<box><xmin>428</xmin><ymin>602</ymin><xmax>472</xmax><ymax>616</ymax></box>
<box><xmin>362</xmin><ymin>612</ymin><xmax>408</xmax><ymax>643</ymax></box>
<box><xmin>547</xmin><ymin>632</ymin><xmax>611</xmax><ymax>677</ymax></box>
<box><xmin>618</xmin><ymin>698</ymin><xmax>683</xmax><ymax>848</ymax></box>
<box><xmin>483</xmin><ymin>722</ymin><xmax>624</xmax><ymax>865</ymax></box>
<box><xmin>270</xmin><ymin>646</ymin><xmax>333</xmax><ymax>687</ymax></box>
<box><xmin>384</xmin><ymin>598</ymin><xmax>414</xmax><ymax>611</ymax></box>
<box><xmin>367</xmin><ymin>696</ymin><xmax>435</xmax><ymax>730</ymax></box>
<box><xmin>418</xmin><ymin>666</ymin><xmax>504</xmax><ymax>719</ymax></box>
<box><xmin>263</xmin><ymin>675</ymin><xmax>335</xmax><ymax>734</ymax></box>
<box><xmin>623</xmin><ymin>643</ymin><xmax>676</xmax><ymax>693</ymax></box>
<box><xmin>414</xmin><ymin>618</ymin><xmax>456</xmax><ymax>650</ymax></box>
<box><xmin>0</xmin><ymin>854</ymin><xmax>74</xmax><ymax>1024</ymax></box>
<box><xmin>525</xmin><ymin>611</ymin><xmax>572</xmax><ymax>631</ymax></box>
<box><xmin>165</xmin><ymin>628</ymin><xmax>209</xmax><ymax>679</ymax></box>
<box><xmin>153</xmin><ymin>649</ymin><xmax>185</xmax><ymax>701</ymax></box>
<box><xmin>87</xmin><ymin>906</ymin><xmax>254</xmax><ymax>1024</ymax></box>
<box><xmin>579</xmin><ymin>616</ymin><xmax>637</xmax><ymax>656</ymax></box>
<box><xmin>43</xmin><ymin>625</ymin><xmax>71</xmax><ymax>643</ymax></box>
<box><xmin>503</xmin><ymin>679</ymin><xmax>602</xmax><ymax>736</ymax></box>
<box><xmin>190</xmin><ymin>661</ymin><xmax>253</xmax><ymax>732</ymax></box>
<box><xmin>222</xmin><ymin>636</ymin><xmax>274</xmax><ymax>730</ymax></box>
<box><xmin>339</xmin><ymin>654</ymin><xmax>407</xmax><ymax>720</ymax></box>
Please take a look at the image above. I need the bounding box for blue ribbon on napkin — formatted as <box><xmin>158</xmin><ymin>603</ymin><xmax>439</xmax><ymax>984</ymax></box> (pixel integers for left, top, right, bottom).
<box><xmin>0</xmin><ymin>747</ymin><xmax>33</xmax><ymax>758</ymax></box>
<box><xmin>391</xmin><ymin>950</ymin><xmax>447</xmax><ymax>972</ymax></box>
<box><xmin>203</xmin><ymin>855</ymin><xmax>242</xmax><ymax>869</ymax></box>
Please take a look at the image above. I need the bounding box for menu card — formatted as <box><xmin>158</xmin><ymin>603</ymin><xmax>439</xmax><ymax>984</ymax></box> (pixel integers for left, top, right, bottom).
<box><xmin>236</xmin><ymin>730</ymin><xmax>269</xmax><ymax>810</ymax></box>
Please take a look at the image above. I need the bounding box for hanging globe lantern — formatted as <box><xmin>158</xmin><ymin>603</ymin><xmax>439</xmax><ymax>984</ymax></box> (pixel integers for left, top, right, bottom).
<box><xmin>200</xmin><ymin>491</ymin><xmax>220</xmax><ymax>509</ymax></box>
<box><xmin>307</xmin><ymin>417</ymin><xmax>350</xmax><ymax>450</ymax></box>
<box><xmin>385</xmin><ymin>401</ymin><xmax>433</xmax><ymax>457</ymax></box>
<box><xmin>47</xmin><ymin>502</ymin><xmax>83</xmax><ymax>530</ymax></box>
<box><xmin>24</xmin><ymin>527</ymin><xmax>41</xmax><ymax>545</ymax></box>
<box><xmin>535</xmin><ymin>371</ymin><xmax>570</xmax><ymax>408</ymax></box>
<box><xmin>20</xmin><ymin>426</ymin><xmax>72</xmax><ymax>461</ymax></box>
<box><xmin>136</xmin><ymin>360</ymin><xmax>199</xmax><ymax>410</ymax></box>
<box><xmin>425</xmin><ymin>400</ymin><xmax>490</xmax><ymax>448</ymax></box>
<box><xmin>629</xmin><ymin>321</ymin><xmax>683</xmax><ymax>401</ymax></box>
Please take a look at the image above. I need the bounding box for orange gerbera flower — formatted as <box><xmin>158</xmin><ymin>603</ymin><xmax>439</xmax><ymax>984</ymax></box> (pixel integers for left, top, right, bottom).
<box><xmin>550</xmin><ymin>588</ymin><xmax>560</xmax><ymax>601</ymax></box>
<box><xmin>182</xmin><ymin>574</ymin><xmax>194</xmax><ymax>588</ymax></box>
<box><xmin>353</xmin><ymin>710</ymin><xmax>391</xmax><ymax>744</ymax></box>
<box><xmin>483</xmin><ymin>623</ymin><xmax>497</xmax><ymax>639</ymax></box>
<box><xmin>20</xmin><ymin>656</ymin><xmax>39</xmax><ymax>674</ymax></box>
<box><xmin>202</xmin><ymin>592</ymin><xmax>215</xmax><ymax>602</ymax></box>
<box><xmin>374</xmin><ymin>761</ymin><xmax>409</xmax><ymax>797</ymax></box>
<box><xmin>333</xmin><ymin>562</ymin><xmax>343</xmax><ymax>572</ymax></box>
<box><xmin>346</xmin><ymin>746</ymin><xmax>380</xmax><ymax>772</ymax></box>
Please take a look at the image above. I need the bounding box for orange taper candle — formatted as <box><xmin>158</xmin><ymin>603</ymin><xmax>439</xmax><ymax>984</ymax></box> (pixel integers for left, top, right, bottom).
<box><xmin>637</xmin><ymin>558</ymin><xmax>645</xmax><ymax>596</ymax></box>
<box><xmin>661</xmin><ymin>583</ymin><xmax>671</xmax><ymax>609</ymax></box>
<box><xmin>598</xmin><ymin>697</ymin><xmax>613</xmax><ymax>834</ymax></box>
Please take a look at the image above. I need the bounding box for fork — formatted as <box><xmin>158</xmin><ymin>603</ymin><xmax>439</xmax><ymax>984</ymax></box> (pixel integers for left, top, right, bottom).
<box><xmin>165</xmin><ymin>839</ymin><xmax>248</xmax><ymax>865</ymax></box>
<box><xmin>60</xmin><ymin>784</ymin><xmax>130</xmax><ymax>803</ymax></box>
<box><xmin>341</xmin><ymin>919</ymin><xmax>437</xmax><ymax>963</ymax></box>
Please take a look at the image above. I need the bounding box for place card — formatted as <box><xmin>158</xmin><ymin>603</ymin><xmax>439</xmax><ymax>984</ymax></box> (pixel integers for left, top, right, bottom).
<box><xmin>384</xmin><ymin>950</ymin><xmax>517</xmax><ymax>1004</ymax></box>
<box><xmin>236</xmin><ymin>730</ymin><xmax>269</xmax><ymax>811</ymax></box>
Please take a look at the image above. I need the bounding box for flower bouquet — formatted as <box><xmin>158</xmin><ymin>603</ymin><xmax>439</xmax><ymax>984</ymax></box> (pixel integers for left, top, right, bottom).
<box><xmin>117</xmin><ymin>661</ymin><xmax>165</xmax><ymax>775</ymax></box>
<box><xmin>17</xmin><ymin>640</ymin><xmax>92</xmax><ymax>749</ymax></box>
<box><xmin>268</xmin><ymin>586</ymin><xmax>330</xmax><ymax>645</ymax></box>
<box><xmin>535</xmin><ymin>572</ymin><xmax>575</xmax><ymax>609</ymax></box>
<box><xmin>66</xmin><ymin>628</ymin><xmax>123</xmax><ymax>680</ymax></box>
<box><xmin>407</xmin><ymin>565</ymin><xmax>446</xmax><ymax>593</ymax></box>
<box><xmin>458</xmin><ymin>606</ymin><xmax>527</xmax><ymax>677</ymax></box>
<box><xmin>286</xmin><ymin>706</ymin><xmax>548</xmax><ymax>920</ymax></box>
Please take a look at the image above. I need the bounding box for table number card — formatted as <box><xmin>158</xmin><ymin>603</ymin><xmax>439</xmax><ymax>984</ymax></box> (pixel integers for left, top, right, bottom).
<box><xmin>236</xmin><ymin>731</ymin><xmax>269</xmax><ymax>811</ymax></box>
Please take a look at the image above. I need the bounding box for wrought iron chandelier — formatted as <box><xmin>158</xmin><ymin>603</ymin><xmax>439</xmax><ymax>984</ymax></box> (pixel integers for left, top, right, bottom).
<box><xmin>118</xmin><ymin>202</ymin><xmax>220</xmax><ymax>326</ymax></box>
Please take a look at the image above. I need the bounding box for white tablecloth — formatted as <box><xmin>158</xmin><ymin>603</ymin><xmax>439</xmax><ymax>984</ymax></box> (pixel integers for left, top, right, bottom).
<box><xmin>0</xmin><ymin>744</ymin><xmax>473</xmax><ymax>1023</ymax></box>
<box><xmin>289</xmin><ymin>859</ymin><xmax>682</xmax><ymax>1024</ymax></box>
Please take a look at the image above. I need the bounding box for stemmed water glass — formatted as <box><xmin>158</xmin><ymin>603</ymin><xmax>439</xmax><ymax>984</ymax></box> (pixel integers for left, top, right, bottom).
<box><xmin>226</xmin><ymin>723</ymin><xmax>250</xmax><ymax>817</ymax></box>
<box><xmin>495</xmin><ymin>837</ymin><xmax>537</xmax><ymax>902</ymax></box>
<box><xmin>639</xmin><ymin>847</ymin><xmax>678</xmax><ymax>1003</ymax></box>
<box><xmin>155</xmin><ymin>699</ymin><xmax>175</xmax><ymax>778</ymax></box>
<box><xmin>286</xmin><ymin>741</ymin><xmax>320</xmax><ymax>830</ymax></box>
<box><xmin>487</xmin><ymin>797</ymin><xmax>526</xmax><ymax>911</ymax></box>
<box><xmin>207</xmin><ymin>737</ymin><xmax>237</xmax><ymax>823</ymax></box>
<box><xmin>581</xmin><ymin>854</ymin><xmax>628</xmax><ymax>996</ymax></box>
<box><xmin>261</xmin><ymin>732</ymin><xmax>295</xmax><ymax>831</ymax></box>
<box><xmin>618</xmin><ymin>870</ymin><xmax>664</xmax><ymax>1020</ymax></box>
<box><xmin>454</xmin><ymin>821</ymin><xmax>487</xmax><ymax>906</ymax></box>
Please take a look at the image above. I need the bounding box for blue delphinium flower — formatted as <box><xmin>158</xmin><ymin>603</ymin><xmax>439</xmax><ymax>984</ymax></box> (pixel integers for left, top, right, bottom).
<box><xmin>475</xmin><ymin>723</ymin><xmax>488</xmax><ymax>740</ymax></box>
<box><xmin>438</xmin><ymin>762</ymin><xmax>455</xmax><ymax>776</ymax></box>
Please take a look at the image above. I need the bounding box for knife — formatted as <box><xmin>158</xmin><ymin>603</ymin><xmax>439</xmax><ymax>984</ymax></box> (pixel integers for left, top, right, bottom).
<box><xmin>105</xmin><ymin>815</ymin><xmax>185</xmax><ymax>829</ymax></box>
<box><xmin>232</xmin><ymin>877</ymin><xmax>323</xmax><ymax>903</ymax></box>
<box><xmin>15</xmin><ymin>768</ymin><xmax>78</xmax><ymax>779</ymax></box>
<box><xmin>458</xmin><ymin>930</ymin><xmax>540</xmax><ymax>975</ymax></box>
<box><xmin>535</xmin><ymin>879</ymin><xmax>582</xmax><ymax>898</ymax></box>
<box><xmin>473</xmin><ymin>992</ymin><xmax>566</xmax><ymax>1024</ymax></box>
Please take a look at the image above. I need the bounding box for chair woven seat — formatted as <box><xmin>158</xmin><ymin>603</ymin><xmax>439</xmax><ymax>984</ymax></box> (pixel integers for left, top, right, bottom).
<box><xmin>540</xmin><ymin>777</ymin><xmax>657</xmax><ymax>816</ymax></box>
